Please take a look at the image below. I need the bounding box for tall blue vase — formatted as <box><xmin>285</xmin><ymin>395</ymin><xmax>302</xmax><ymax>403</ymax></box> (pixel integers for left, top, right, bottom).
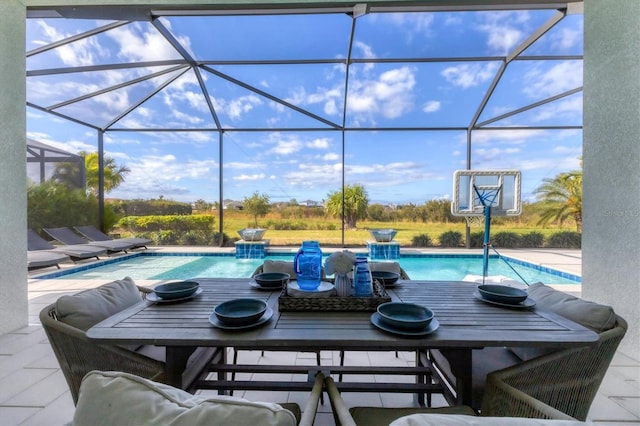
<box><xmin>293</xmin><ymin>241</ymin><xmax>322</xmax><ymax>290</ymax></box>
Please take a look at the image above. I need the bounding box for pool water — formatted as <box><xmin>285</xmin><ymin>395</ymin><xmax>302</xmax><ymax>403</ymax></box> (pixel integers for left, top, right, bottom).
<box><xmin>42</xmin><ymin>253</ymin><xmax>580</xmax><ymax>284</ymax></box>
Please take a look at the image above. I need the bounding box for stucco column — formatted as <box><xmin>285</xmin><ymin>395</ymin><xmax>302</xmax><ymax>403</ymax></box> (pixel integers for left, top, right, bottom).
<box><xmin>583</xmin><ymin>0</ymin><xmax>640</xmax><ymax>359</ymax></box>
<box><xmin>0</xmin><ymin>0</ymin><xmax>28</xmax><ymax>334</ymax></box>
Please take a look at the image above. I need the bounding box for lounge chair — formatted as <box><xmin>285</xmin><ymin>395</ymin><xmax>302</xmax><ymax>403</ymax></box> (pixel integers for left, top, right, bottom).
<box><xmin>43</xmin><ymin>226</ymin><xmax>134</xmax><ymax>254</ymax></box>
<box><xmin>28</xmin><ymin>229</ymin><xmax>106</xmax><ymax>261</ymax></box>
<box><xmin>74</xmin><ymin>225</ymin><xmax>151</xmax><ymax>250</ymax></box>
<box><xmin>27</xmin><ymin>250</ymin><xmax>70</xmax><ymax>270</ymax></box>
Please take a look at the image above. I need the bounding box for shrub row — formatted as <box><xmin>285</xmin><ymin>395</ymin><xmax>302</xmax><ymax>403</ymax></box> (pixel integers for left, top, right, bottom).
<box><xmin>411</xmin><ymin>231</ymin><xmax>580</xmax><ymax>248</ymax></box>
<box><xmin>141</xmin><ymin>230</ymin><xmax>233</xmax><ymax>246</ymax></box>
<box><xmin>263</xmin><ymin>220</ymin><xmax>337</xmax><ymax>231</ymax></box>
<box><xmin>117</xmin><ymin>215</ymin><xmax>225</xmax><ymax>246</ymax></box>
<box><xmin>118</xmin><ymin>214</ymin><xmax>215</xmax><ymax>232</ymax></box>
<box><xmin>110</xmin><ymin>199</ymin><xmax>192</xmax><ymax>216</ymax></box>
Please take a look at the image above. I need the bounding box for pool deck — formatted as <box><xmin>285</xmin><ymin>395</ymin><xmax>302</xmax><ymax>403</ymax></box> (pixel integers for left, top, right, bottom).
<box><xmin>2</xmin><ymin>248</ymin><xmax>638</xmax><ymax>425</ymax></box>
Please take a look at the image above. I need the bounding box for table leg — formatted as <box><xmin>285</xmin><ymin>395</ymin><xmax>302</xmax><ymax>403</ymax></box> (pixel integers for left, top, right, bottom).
<box><xmin>165</xmin><ymin>346</ymin><xmax>197</xmax><ymax>388</ymax></box>
<box><xmin>444</xmin><ymin>348</ymin><xmax>473</xmax><ymax>406</ymax></box>
<box><xmin>415</xmin><ymin>350</ymin><xmax>426</xmax><ymax>406</ymax></box>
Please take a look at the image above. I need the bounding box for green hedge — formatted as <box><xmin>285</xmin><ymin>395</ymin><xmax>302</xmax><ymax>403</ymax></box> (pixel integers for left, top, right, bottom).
<box><xmin>110</xmin><ymin>199</ymin><xmax>192</xmax><ymax>216</ymax></box>
<box><xmin>546</xmin><ymin>231</ymin><xmax>581</xmax><ymax>248</ymax></box>
<box><xmin>439</xmin><ymin>231</ymin><xmax>463</xmax><ymax>247</ymax></box>
<box><xmin>117</xmin><ymin>214</ymin><xmax>216</xmax><ymax>246</ymax></box>
<box><xmin>411</xmin><ymin>234</ymin><xmax>433</xmax><ymax>247</ymax></box>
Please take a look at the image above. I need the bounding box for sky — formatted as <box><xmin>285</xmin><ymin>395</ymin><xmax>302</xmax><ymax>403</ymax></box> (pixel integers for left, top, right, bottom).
<box><xmin>25</xmin><ymin>7</ymin><xmax>584</xmax><ymax>207</ymax></box>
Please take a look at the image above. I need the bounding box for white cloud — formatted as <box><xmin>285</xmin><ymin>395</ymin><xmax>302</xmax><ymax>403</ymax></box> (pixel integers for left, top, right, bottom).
<box><xmin>234</xmin><ymin>173</ymin><xmax>266</xmax><ymax>181</ymax></box>
<box><xmin>476</xmin><ymin>11</ymin><xmax>530</xmax><ymax>55</ymax></box>
<box><xmin>271</xmin><ymin>139</ymin><xmax>303</xmax><ymax>155</ymax></box>
<box><xmin>348</xmin><ymin>66</ymin><xmax>416</xmax><ymax>120</ymax></box>
<box><xmin>225</xmin><ymin>161</ymin><xmax>261</xmax><ymax>170</ymax></box>
<box><xmin>307</xmin><ymin>138</ymin><xmax>330</xmax><ymax>149</ymax></box>
<box><xmin>212</xmin><ymin>94</ymin><xmax>263</xmax><ymax>120</ymax></box>
<box><xmin>107</xmin><ymin>23</ymin><xmax>183</xmax><ymax>62</ymax></box>
<box><xmin>36</xmin><ymin>21</ymin><xmax>106</xmax><ymax>67</ymax></box>
<box><xmin>551</xmin><ymin>26</ymin><xmax>582</xmax><ymax>50</ymax></box>
<box><xmin>442</xmin><ymin>62</ymin><xmax>499</xmax><ymax>89</ymax></box>
<box><xmin>472</xmin><ymin>128</ymin><xmax>545</xmax><ymax>144</ymax></box>
<box><xmin>110</xmin><ymin>153</ymin><xmax>218</xmax><ymax>198</ymax></box>
<box><xmin>474</xmin><ymin>147</ymin><xmax>521</xmax><ymax>161</ymax></box>
<box><xmin>323</xmin><ymin>152</ymin><xmax>340</xmax><ymax>161</ymax></box>
<box><xmin>523</xmin><ymin>61</ymin><xmax>583</xmax><ymax>98</ymax></box>
<box><xmin>532</xmin><ymin>96</ymin><xmax>582</xmax><ymax>122</ymax></box>
<box><xmin>423</xmin><ymin>100</ymin><xmax>441</xmax><ymax>113</ymax></box>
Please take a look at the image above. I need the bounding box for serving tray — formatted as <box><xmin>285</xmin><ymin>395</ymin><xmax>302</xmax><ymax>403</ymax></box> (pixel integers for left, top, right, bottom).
<box><xmin>278</xmin><ymin>279</ymin><xmax>390</xmax><ymax>312</ymax></box>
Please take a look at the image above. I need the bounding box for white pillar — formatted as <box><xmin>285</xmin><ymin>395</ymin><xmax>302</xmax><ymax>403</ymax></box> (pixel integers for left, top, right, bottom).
<box><xmin>0</xmin><ymin>0</ymin><xmax>28</xmax><ymax>334</ymax></box>
<box><xmin>583</xmin><ymin>0</ymin><xmax>640</xmax><ymax>359</ymax></box>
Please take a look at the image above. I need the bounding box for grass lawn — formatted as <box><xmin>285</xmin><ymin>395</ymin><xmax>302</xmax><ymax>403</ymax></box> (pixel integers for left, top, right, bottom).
<box><xmin>218</xmin><ymin>211</ymin><xmax>573</xmax><ymax>246</ymax></box>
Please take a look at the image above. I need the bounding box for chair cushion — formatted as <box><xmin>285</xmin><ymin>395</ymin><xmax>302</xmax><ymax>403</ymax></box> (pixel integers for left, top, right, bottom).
<box><xmin>369</xmin><ymin>261</ymin><xmax>402</xmax><ymax>275</ymax></box>
<box><xmin>350</xmin><ymin>405</ymin><xmax>477</xmax><ymax>426</ymax></box>
<box><xmin>55</xmin><ymin>277</ymin><xmax>142</xmax><ymax>331</ymax></box>
<box><xmin>72</xmin><ymin>371</ymin><xmax>297</xmax><ymax>426</ymax></box>
<box><xmin>509</xmin><ymin>283</ymin><xmax>616</xmax><ymax>361</ymax></box>
<box><xmin>390</xmin><ymin>413</ymin><xmax>586</xmax><ymax>425</ymax></box>
<box><xmin>526</xmin><ymin>283</ymin><xmax>616</xmax><ymax>333</ymax></box>
<box><xmin>262</xmin><ymin>260</ymin><xmax>298</xmax><ymax>279</ymax></box>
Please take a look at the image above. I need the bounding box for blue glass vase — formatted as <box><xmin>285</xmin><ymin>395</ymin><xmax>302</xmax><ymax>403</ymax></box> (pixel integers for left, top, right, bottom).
<box><xmin>293</xmin><ymin>241</ymin><xmax>322</xmax><ymax>290</ymax></box>
<box><xmin>353</xmin><ymin>257</ymin><xmax>373</xmax><ymax>297</ymax></box>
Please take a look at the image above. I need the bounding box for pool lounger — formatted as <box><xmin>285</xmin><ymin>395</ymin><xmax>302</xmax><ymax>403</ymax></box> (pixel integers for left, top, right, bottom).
<box><xmin>28</xmin><ymin>229</ymin><xmax>107</xmax><ymax>261</ymax></box>
<box><xmin>74</xmin><ymin>225</ymin><xmax>151</xmax><ymax>250</ymax></box>
<box><xmin>43</xmin><ymin>227</ymin><xmax>133</xmax><ymax>254</ymax></box>
<box><xmin>27</xmin><ymin>250</ymin><xmax>70</xmax><ymax>270</ymax></box>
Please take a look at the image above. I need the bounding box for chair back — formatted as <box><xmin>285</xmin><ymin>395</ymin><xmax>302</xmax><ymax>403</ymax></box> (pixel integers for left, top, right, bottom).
<box><xmin>40</xmin><ymin>303</ymin><xmax>165</xmax><ymax>404</ymax></box>
<box><xmin>482</xmin><ymin>314</ymin><xmax>627</xmax><ymax>420</ymax></box>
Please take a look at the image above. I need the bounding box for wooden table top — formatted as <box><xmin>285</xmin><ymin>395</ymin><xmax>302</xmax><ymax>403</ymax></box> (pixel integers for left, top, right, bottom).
<box><xmin>87</xmin><ymin>279</ymin><xmax>598</xmax><ymax>351</ymax></box>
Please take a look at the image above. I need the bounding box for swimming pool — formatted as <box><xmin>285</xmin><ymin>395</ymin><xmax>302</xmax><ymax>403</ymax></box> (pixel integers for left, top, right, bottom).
<box><xmin>36</xmin><ymin>252</ymin><xmax>580</xmax><ymax>284</ymax></box>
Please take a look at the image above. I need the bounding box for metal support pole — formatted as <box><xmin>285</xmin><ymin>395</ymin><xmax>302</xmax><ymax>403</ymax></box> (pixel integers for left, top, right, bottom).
<box><xmin>482</xmin><ymin>205</ymin><xmax>491</xmax><ymax>281</ymax></box>
<box><xmin>98</xmin><ymin>130</ymin><xmax>105</xmax><ymax>231</ymax></box>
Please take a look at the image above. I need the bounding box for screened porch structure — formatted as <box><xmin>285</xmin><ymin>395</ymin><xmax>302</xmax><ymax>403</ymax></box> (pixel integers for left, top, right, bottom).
<box><xmin>26</xmin><ymin>1</ymin><xmax>585</xmax><ymax>243</ymax></box>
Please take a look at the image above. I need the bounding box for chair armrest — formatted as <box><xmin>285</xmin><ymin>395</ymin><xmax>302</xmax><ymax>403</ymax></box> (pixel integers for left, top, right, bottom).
<box><xmin>299</xmin><ymin>372</ymin><xmax>325</xmax><ymax>426</ymax></box>
<box><xmin>482</xmin><ymin>370</ymin><xmax>576</xmax><ymax>420</ymax></box>
<box><xmin>325</xmin><ymin>375</ymin><xmax>357</xmax><ymax>426</ymax></box>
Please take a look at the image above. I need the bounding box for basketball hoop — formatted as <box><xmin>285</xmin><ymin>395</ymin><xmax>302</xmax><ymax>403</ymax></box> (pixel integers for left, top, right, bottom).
<box><xmin>464</xmin><ymin>215</ymin><xmax>484</xmax><ymax>227</ymax></box>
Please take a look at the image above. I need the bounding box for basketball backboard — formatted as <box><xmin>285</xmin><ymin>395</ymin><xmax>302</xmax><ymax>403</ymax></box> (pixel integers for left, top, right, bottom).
<box><xmin>451</xmin><ymin>170</ymin><xmax>521</xmax><ymax>217</ymax></box>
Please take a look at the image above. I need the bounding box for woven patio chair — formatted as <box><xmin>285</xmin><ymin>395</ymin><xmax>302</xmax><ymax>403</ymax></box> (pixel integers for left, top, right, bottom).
<box><xmin>40</xmin><ymin>278</ymin><xmax>221</xmax><ymax>404</ymax></box>
<box><xmin>481</xmin><ymin>314</ymin><xmax>627</xmax><ymax>420</ymax></box>
<box><xmin>324</xmin><ymin>373</ymin><xmax>579</xmax><ymax>426</ymax></box>
<box><xmin>429</xmin><ymin>283</ymin><xmax>627</xmax><ymax>420</ymax></box>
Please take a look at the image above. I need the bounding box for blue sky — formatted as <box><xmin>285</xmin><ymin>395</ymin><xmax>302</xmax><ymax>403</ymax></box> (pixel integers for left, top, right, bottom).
<box><xmin>25</xmin><ymin>8</ymin><xmax>583</xmax><ymax>206</ymax></box>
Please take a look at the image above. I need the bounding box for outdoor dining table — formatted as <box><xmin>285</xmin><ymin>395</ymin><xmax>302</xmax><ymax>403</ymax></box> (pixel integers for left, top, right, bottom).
<box><xmin>87</xmin><ymin>278</ymin><xmax>598</xmax><ymax>407</ymax></box>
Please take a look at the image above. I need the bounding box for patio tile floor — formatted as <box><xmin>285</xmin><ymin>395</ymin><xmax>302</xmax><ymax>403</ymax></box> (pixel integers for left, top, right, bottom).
<box><xmin>1</xmin><ymin>248</ymin><xmax>638</xmax><ymax>425</ymax></box>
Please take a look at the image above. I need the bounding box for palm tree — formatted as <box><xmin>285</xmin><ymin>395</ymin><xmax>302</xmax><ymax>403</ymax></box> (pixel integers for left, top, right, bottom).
<box><xmin>52</xmin><ymin>151</ymin><xmax>130</xmax><ymax>195</ymax></box>
<box><xmin>83</xmin><ymin>152</ymin><xmax>130</xmax><ymax>196</ymax></box>
<box><xmin>534</xmin><ymin>167</ymin><xmax>582</xmax><ymax>232</ymax></box>
<box><xmin>325</xmin><ymin>184</ymin><xmax>369</xmax><ymax>229</ymax></box>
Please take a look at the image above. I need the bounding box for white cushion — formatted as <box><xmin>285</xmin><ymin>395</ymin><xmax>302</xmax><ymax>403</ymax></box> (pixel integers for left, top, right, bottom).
<box><xmin>55</xmin><ymin>277</ymin><xmax>142</xmax><ymax>331</ymax></box>
<box><xmin>390</xmin><ymin>414</ymin><xmax>588</xmax><ymax>426</ymax></box>
<box><xmin>72</xmin><ymin>371</ymin><xmax>297</xmax><ymax>426</ymax></box>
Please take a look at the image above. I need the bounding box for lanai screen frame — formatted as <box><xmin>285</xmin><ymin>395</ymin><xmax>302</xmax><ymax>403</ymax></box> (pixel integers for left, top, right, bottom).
<box><xmin>25</xmin><ymin>1</ymin><xmax>584</xmax><ymax>246</ymax></box>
